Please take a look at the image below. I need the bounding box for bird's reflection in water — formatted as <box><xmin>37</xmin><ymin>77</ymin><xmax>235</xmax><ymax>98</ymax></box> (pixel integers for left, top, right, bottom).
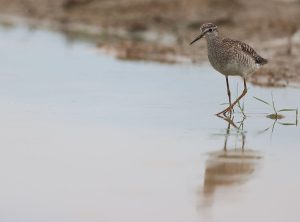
<box><xmin>201</xmin><ymin>116</ymin><xmax>262</xmax><ymax>207</ymax></box>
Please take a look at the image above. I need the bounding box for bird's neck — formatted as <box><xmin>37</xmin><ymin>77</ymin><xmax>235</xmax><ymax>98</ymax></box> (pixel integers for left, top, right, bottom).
<box><xmin>206</xmin><ymin>35</ymin><xmax>223</xmax><ymax>54</ymax></box>
<box><xmin>206</xmin><ymin>34</ymin><xmax>221</xmax><ymax>47</ymax></box>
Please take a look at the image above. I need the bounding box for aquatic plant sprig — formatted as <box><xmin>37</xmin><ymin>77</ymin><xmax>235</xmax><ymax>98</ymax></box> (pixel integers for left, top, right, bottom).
<box><xmin>253</xmin><ymin>93</ymin><xmax>298</xmax><ymax>124</ymax></box>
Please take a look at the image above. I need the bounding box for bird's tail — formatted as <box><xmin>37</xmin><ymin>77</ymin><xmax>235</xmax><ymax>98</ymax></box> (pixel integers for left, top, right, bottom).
<box><xmin>256</xmin><ymin>56</ymin><xmax>268</xmax><ymax>65</ymax></box>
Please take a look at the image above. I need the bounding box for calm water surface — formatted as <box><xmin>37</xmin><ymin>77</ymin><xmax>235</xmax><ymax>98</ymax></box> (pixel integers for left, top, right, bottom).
<box><xmin>0</xmin><ymin>24</ymin><xmax>299</xmax><ymax>222</ymax></box>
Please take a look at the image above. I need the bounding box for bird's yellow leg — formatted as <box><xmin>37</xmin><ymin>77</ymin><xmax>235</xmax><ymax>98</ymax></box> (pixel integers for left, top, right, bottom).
<box><xmin>216</xmin><ymin>78</ymin><xmax>247</xmax><ymax>117</ymax></box>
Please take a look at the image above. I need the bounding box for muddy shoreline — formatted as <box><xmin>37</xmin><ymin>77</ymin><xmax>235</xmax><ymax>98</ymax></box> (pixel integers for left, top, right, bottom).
<box><xmin>0</xmin><ymin>0</ymin><xmax>299</xmax><ymax>87</ymax></box>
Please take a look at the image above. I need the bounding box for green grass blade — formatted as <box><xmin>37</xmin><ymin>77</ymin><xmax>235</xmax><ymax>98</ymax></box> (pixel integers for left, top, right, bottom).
<box><xmin>279</xmin><ymin>123</ymin><xmax>297</xmax><ymax>126</ymax></box>
<box><xmin>271</xmin><ymin>93</ymin><xmax>277</xmax><ymax>114</ymax></box>
<box><xmin>253</xmin><ymin>96</ymin><xmax>270</xmax><ymax>106</ymax></box>
<box><xmin>278</xmin><ymin>109</ymin><xmax>298</xmax><ymax>112</ymax></box>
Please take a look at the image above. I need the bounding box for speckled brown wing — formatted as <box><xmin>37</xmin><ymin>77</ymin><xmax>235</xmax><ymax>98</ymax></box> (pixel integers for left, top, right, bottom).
<box><xmin>223</xmin><ymin>38</ymin><xmax>268</xmax><ymax>65</ymax></box>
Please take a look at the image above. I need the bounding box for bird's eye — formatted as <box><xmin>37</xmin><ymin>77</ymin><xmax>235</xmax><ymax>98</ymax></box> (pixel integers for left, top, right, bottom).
<box><xmin>208</xmin><ymin>28</ymin><xmax>213</xmax><ymax>32</ymax></box>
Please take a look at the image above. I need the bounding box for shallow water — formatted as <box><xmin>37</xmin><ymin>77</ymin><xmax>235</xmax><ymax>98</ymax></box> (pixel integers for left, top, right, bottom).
<box><xmin>0</xmin><ymin>24</ymin><xmax>299</xmax><ymax>222</ymax></box>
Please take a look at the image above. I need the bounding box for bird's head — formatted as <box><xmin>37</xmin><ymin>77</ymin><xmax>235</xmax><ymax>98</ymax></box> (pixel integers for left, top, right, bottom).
<box><xmin>190</xmin><ymin>23</ymin><xmax>218</xmax><ymax>45</ymax></box>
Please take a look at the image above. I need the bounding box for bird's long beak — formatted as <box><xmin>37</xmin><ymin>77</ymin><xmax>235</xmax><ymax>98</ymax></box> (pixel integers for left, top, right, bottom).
<box><xmin>190</xmin><ymin>32</ymin><xmax>205</xmax><ymax>45</ymax></box>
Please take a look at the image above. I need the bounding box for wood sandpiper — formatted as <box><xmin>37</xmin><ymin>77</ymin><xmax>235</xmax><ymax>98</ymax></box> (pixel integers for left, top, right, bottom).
<box><xmin>190</xmin><ymin>23</ymin><xmax>268</xmax><ymax>116</ymax></box>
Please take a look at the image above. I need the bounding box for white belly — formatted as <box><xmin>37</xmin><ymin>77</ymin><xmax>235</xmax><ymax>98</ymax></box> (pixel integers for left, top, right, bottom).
<box><xmin>209</xmin><ymin>56</ymin><xmax>259</xmax><ymax>77</ymax></box>
<box><xmin>222</xmin><ymin>62</ymin><xmax>259</xmax><ymax>77</ymax></box>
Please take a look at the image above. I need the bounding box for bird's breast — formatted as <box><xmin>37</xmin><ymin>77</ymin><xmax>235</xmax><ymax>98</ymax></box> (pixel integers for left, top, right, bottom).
<box><xmin>207</xmin><ymin>46</ymin><xmax>258</xmax><ymax>77</ymax></box>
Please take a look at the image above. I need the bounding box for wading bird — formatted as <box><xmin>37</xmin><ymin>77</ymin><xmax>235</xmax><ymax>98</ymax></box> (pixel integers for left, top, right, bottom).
<box><xmin>190</xmin><ymin>23</ymin><xmax>267</xmax><ymax>116</ymax></box>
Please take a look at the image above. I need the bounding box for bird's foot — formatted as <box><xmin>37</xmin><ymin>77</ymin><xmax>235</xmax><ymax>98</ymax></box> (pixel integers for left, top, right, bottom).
<box><xmin>216</xmin><ymin>106</ymin><xmax>233</xmax><ymax>117</ymax></box>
